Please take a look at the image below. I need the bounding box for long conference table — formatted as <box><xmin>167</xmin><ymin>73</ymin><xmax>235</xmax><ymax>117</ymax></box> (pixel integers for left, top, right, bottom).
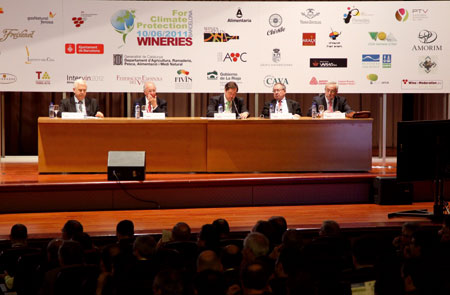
<box><xmin>38</xmin><ymin>117</ymin><xmax>373</xmax><ymax>173</ymax></box>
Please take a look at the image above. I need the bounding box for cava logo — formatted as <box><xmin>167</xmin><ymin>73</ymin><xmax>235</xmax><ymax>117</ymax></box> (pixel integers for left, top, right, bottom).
<box><xmin>395</xmin><ymin>8</ymin><xmax>409</xmax><ymax>22</ymax></box>
<box><xmin>302</xmin><ymin>33</ymin><xmax>316</xmax><ymax>46</ymax></box>
<box><xmin>207</xmin><ymin>71</ymin><xmax>218</xmax><ymax>80</ymax></box>
<box><xmin>111</xmin><ymin>10</ymin><xmax>135</xmax><ymax>44</ymax></box>
<box><xmin>35</xmin><ymin>71</ymin><xmax>51</xmax><ymax>85</ymax></box>
<box><xmin>0</xmin><ymin>73</ymin><xmax>17</xmax><ymax>84</ymax></box>
<box><xmin>0</xmin><ymin>29</ymin><xmax>35</xmax><ymax>42</ymax></box>
<box><xmin>419</xmin><ymin>56</ymin><xmax>437</xmax><ymax>73</ymax></box>
<box><xmin>204</xmin><ymin>32</ymin><xmax>238</xmax><ymax>42</ymax></box>
<box><xmin>263</xmin><ymin>76</ymin><xmax>288</xmax><ymax>88</ymax></box>
<box><xmin>218</xmin><ymin>52</ymin><xmax>247</xmax><ymax>63</ymax></box>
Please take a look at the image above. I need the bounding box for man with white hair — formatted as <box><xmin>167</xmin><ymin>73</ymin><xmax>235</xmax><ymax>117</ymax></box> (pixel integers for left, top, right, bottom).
<box><xmin>59</xmin><ymin>79</ymin><xmax>104</xmax><ymax>117</ymax></box>
<box><xmin>134</xmin><ymin>81</ymin><xmax>168</xmax><ymax>116</ymax></box>
<box><xmin>307</xmin><ymin>81</ymin><xmax>354</xmax><ymax>118</ymax></box>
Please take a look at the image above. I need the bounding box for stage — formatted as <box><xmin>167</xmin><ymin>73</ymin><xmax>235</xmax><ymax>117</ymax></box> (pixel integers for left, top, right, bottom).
<box><xmin>0</xmin><ymin>157</ymin><xmax>444</xmax><ymax>241</ymax></box>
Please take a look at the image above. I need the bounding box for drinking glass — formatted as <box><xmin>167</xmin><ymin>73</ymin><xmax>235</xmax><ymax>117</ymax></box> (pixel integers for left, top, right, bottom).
<box><xmin>318</xmin><ymin>105</ymin><xmax>324</xmax><ymax>117</ymax></box>
<box><xmin>53</xmin><ymin>105</ymin><xmax>59</xmax><ymax>117</ymax></box>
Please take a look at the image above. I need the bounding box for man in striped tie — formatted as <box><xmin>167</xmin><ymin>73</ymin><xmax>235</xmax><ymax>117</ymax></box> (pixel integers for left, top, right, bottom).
<box><xmin>307</xmin><ymin>81</ymin><xmax>355</xmax><ymax>118</ymax></box>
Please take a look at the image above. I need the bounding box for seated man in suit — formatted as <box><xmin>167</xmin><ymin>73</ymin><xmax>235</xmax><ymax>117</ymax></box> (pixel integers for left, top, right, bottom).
<box><xmin>207</xmin><ymin>81</ymin><xmax>249</xmax><ymax>119</ymax></box>
<box><xmin>261</xmin><ymin>83</ymin><xmax>301</xmax><ymax>118</ymax></box>
<box><xmin>307</xmin><ymin>81</ymin><xmax>355</xmax><ymax>118</ymax></box>
<box><xmin>134</xmin><ymin>81</ymin><xmax>168</xmax><ymax>116</ymax></box>
<box><xmin>59</xmin><ymin>79</ymin><xmax>104</xmax><ymax>117</ymax></box>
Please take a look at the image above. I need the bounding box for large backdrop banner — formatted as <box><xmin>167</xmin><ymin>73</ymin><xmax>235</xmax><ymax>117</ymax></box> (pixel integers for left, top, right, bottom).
<box><xmin>0</xmin><ymin>1</ymin><xmax>448</xmax><ymax>93</ymax></box>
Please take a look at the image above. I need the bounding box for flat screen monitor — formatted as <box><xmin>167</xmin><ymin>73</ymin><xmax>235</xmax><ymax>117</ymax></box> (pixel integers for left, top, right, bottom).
<box><xmin>397</xmin><ymin>120</ymin><xmax>450</xmax><ymax>182</ymax></box>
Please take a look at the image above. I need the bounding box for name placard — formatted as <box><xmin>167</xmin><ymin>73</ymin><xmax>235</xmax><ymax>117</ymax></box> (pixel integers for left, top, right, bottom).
<box><xmin>270</xmin><ymin>113</ymin><xmax>293</xmax><ymax>120</ymax></box>
<box><xmin>323</xmin><ymin>112</ymin><xmax>346</xmax><ymax>119</ymax></box>
<box><xmin>214</xmin><ymin>113</ymin><xmax>236</xmax><ymax>120</ymax></box>
<box><xmin>142</xmin><ymin>112</ymin><xmax>166</xmax><ymax>120</ymax></box>
<box><xmin>61</xmin><ymin>112</ymin><xmax>85</xmax><ymax>119</ymax></box>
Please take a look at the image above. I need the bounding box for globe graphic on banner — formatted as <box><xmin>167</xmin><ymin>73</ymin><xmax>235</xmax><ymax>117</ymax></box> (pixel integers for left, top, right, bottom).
<box><xmin>110</xmin><ymin>10</ymin><xmax>135</xmax><ymax>44</ymax></box>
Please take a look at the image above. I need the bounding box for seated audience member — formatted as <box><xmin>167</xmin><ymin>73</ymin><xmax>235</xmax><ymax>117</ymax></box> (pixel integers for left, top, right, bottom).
<box><xmin>307</xmin><ymin>81</ymin><xmax>355</xmax><ymax>118</ymax></box>
<box><xmin>392</xmin><ymin>221</ymin><xmax>420</xmax><ymax>256</ymax></box>
<box><xmin>252</xmin><ymin>220</ymin><xmax>276</xmax><ymax>252</ymax></box>
<box><xmin>134</xmin><ymin>81</ymin><xmax>168</xmax><ymax>116</ymax></box>
<box><xmin>116</xmin><ymin>219</ymin><xmax>135</xmax><ymax>255</ymax></box>
<box><xmin>268</xmin><ymin>216</ymin><xmax>287</xmax><ymax>246</ymax></box>
<box><xmin>242</xmin><ymin>232</ymin><xmax>271</xmax><ymax>269</ymax></box>
<box><xmin>61</xmin><ymin>219</ymin><xmax>84</xmax><ymax>241</ymax></box>
<box><xmin>207</xmin><ymin>81</ymin><xmax>249</xmax><ymax>119</ymax></box>
<box><xmin>197</xmin><ymin>250</ymin><xmax>223</xmax><ymax>273</ymax></box>
<box><xmin>195</xmin><ymin>270</ymin><xmax>226</xmax><ymax>295</ymax></box>
<box><xmin>0</xmin><ymin>224</ymin><xmax>40</xmax><ymax>290</ymax></box>
<box><xmin>96</xmin><ymin>244</ymin><xmax>120</xmax><ymax>295</ymax></box>
<box><xmin>171</xmin><ymin>222</ymin><xmax>192</xmax><ymax>242</ymax></box>
<box><xmin>241</xmin><ymin>262</ymin><xmax>273</xmax><ymax>295</ymax></box>
<box><xmin>59</xmin><ymin>79</ymin><xmax>104</xmax><ymax>118</ymax></box>
<box><xmin>197</xmin><ymin>224</ymin><xmax>220</xmax><ymax>253</ymax></box>
<box><xmin>261</xmin><ymin>83</ymin><xmax>301</xmax><ymax>118</ymax></box>
<box><xmin>153</xmin><ymin>269</ymin><xmax>187</xmax><ymax>295</ymax></box>
<box><xmin>212</xmin><ymin>218</ymin><xmax>230</xmax><ymax>240</ymax></box>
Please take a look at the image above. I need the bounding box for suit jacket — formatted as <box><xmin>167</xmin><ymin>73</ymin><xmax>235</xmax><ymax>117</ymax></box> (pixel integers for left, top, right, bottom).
<box><xmin>307</xmin><ymin>94</ymin><xmax>353</xmax><ymax>117</ymax></box>
<box><xmin>261</xmin><ymin>98</ymin><xmax>302</xmax><ymax>118</ymax></box>
<box><xmin>206</xmin><ymin>94</ymin><xmax>249</xmax><ymax>118</ymax></box>
<box><xmin>134</xmin><ymin>96</ymin><xmax>168</xmax><ymax>117</ymax></box>
<box><xmin>59</xmin><ymin>97</ymin><xmax>100</xmax><ymax>117</ymax></box>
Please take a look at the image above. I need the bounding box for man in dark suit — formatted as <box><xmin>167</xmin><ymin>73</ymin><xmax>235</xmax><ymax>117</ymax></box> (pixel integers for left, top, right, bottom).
<box><xmin>261</xmin><ymin>83</ymin><xmax>301</xmax><ymax>118</ymax></box>
<box><xmin>59</xmin><ymin>79</ymin><xmax>104</xmax><ymax>117</ymax></box>
<box><xmin>134</xmin><ymin>81</ymin><xmax>168</xmax><ymax>116</ymax></box>
<box><xmin>207</xmin><ymin>81</ymin><xmax>249</xmax><ymax>119</ymax></box>
<box><xmin>307</xmin><ymin>81</ymin><xmax>355</xmax><ymax>117</ymax></box>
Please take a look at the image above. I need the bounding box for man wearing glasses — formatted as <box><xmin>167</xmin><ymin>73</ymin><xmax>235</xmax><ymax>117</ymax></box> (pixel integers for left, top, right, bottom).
<box><xmin>261</xmin><ymin>83</ymin><xmax>301</xmax><ymax>118</ymax></box>
<box><xmin>307</xmin><ymin>81</ymin><xmax>354</xmax><ymax>118</ymax></box>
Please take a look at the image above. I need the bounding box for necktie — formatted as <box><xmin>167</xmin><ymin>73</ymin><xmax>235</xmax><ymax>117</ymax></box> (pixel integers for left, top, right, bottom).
<box><xmin>78</xmin><ymin>101</ymin><xmax>83</xmax><ymax>113</ymax></box>
<box><xmin>226</xmin><ymin>101</ymin><xmax>231</xmax><ymax>112</ymax></box>
<box><xmin>278</xmin><ymin>100</ymin><xmax>282</xmax><ymax>113</ymax></box>
<box><xmin>328</xmin><ymin>100</ymin><xmax>333</xmax><ymax>112</ymax></box>
<box><xmin>148</xmin><ymin>104</ymin><xmax>151</xmax><ymax>112</ymax></box>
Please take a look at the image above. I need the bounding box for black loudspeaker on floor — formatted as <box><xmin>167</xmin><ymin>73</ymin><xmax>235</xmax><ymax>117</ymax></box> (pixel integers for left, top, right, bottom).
<box><xmin>373</xmin><ymin>176</ymin><xmax>413</xmax><ymax>205</ymax></box>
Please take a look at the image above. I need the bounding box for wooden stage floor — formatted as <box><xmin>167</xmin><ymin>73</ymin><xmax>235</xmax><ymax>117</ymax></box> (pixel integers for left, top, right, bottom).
<box><xmin>1</xmin><ymin>158</ymin><xmax>438</xmax><ymax>240</ymax></box>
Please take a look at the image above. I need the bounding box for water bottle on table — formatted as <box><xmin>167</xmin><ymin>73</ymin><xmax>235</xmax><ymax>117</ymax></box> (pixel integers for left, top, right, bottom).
<box><xmin>135</xmin><ymin>104</ymin><xmax>141</xmax><ymax>118</ymax></box>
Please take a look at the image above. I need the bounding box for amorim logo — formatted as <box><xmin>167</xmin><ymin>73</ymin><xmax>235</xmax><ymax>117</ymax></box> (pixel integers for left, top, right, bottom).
<box><xmin>111</xmin><ymin>10</ymin><xmax>136</xmax><ymax>44</ymax></box>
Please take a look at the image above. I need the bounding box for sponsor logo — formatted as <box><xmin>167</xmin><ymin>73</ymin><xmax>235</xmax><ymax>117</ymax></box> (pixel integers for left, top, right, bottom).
<box><xmin>401</xmin><ymin>79</ymin><xmax>443</xmax><ymax>90</ymax></box>
<box><xmin>272</xmin><ymin>48</ymin><xmax>280</xmax><ymax>63</ymax></box>
<box><xmin>263</xmin><ymin>75</ymin><xmax>289</xmax><ymax>88</ymax></box>
<box><xmin>218</xmin><ymin>52</ymin><xmax>247</xmax><ymax>63</ymax></box>
<box><xmin>65</xmin><ymin>44</ymin><xmax>104</xmax><ymax>54</ymax></box>
<box><xmin>302</xmin><ymin>33</ymin><xmax>316</xmax><ymax>46</ymax></box>
<box><xmin>207</xmin><ymin>71</ymin><xmax>218</xmax><ymax>80</ymax></box>
<box><xmin>112</xmin><ymin>54</ymin><xmax>192</xmax><ymax>67</ymax></box>
<box><xmin>366</xmin><ymin>73</ymin><xmax>389</xmax><ymax>85</ymax></box>
<box><xmin>300</xmin><ymin>8</ymin><xmax>321</xmax><ymax>24</ymax></box>
<box><xmin>72</xmin><ymin>17</ymin><xmax>84</xmax><ymax>27</ymax></box>
<box><xmin>0</xmin><ymin>73</ymin><xmax>17</xmax><ymax>84</ymax></box>
<box><xmin>175</xmin><ymin>69</ymin><xmax>192</xmax><ymax>89</ymax></box>
<box><xmin>395</xmin><ymin>8</ymin><xmax>409</xmax><ymax>22</ymax></box>
<box><xmin>419</xmin><ymin>56</ymin><xmax>437</xmax><ymax>74</ymax></box>
<box><xmin>111</xmin><ymin>10</ymin><xmax>135</xmax><ymax>44</ymax></box>
<box><xmin>116</xmin><ymin>75</ymin><xmax>162</xmax><ymax>85</ymax></box>
<box><xmin>309</xmin><ymin>77</ymin><xmax>328</xmax><ymax>85</ymax></box>
<box><xmin>343</xmin><ymin>6</ymin><xmax>371</xmax><ymax>24</ymax></box>
<box><xmin>362</xmin><ymin>54</ymin><xmax>380</xmax><ymax>68</ymax></box>
<box><xmin>0</xmin><ymin>7</ymin><xmax>4</xmax><ymax>14</ymax></box>
<box><xmin>382</xmin><ymin>54</ymin><xmax>392</xmax><ymax>68</ymax></box>
<box><xmin>0</xmin><ymin>29</ymin><xmax>35</xmax><ymax>42</ymax></box>
<box><xmin>204</xmin><ymin>32</ymin><xmax>238</xmax><ymax>42</ymax></box>
<box><xmin>310</xmin><ymin>58</ymin><xmax>347</xmax><ymax>68</ymax></box>
<box><xmin>27</xmin><ymin>12</ymin><xmax>56</xmax><ymax>25</ymax></box>
<box><xmin>25</xmin><ymin>46</ymin><xmax>55</xmax><ymax>64</ymax></box>
<box><xmin>327</xmin><ymin>29</ymin><xmax>342</xmax><ymax>48</ymax></box>
<box><xmin>338</xmin><ymin>79</ymin><xmax>356</xmax><ymax>86</ymax></box>
<box><xmin>267</xmin><ymin>14</ymin><xmax>285</xmax><ymax>36</ymax></box>
<box><xmin>368</xmin><ymin>32</ymin><xmax>397</xmax><ymax>46</ymax></box>
<box><xmin>66</xmin><ymin>75</ymin><xmax>105</xmax><ymax>84</ymax></box>
<box><xmin>35</xmin><ymin>71</ymin><xmax>51</xmax><ymax>85</ymax></box>
<box><xmin>412</xmin><ymin>9</ymin><xmax>429</xmax><ymax>21</ymax></box>
<box><xmin>228</xmin><ymin>8</ymin><xmax>251</xmax><ymax>23</ymax></box>
<box><xmin>412</xmin><ymin>30</ymin><xmax>442</xmax><ymax>51</ymax></box>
